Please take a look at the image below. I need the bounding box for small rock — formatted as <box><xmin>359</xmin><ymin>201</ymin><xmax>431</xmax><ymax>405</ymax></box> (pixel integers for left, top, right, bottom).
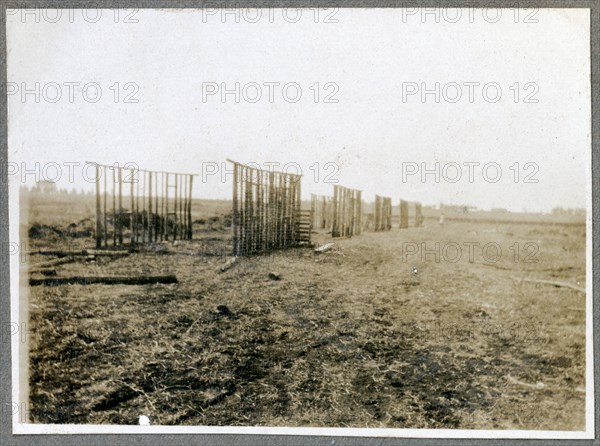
<box><xmin>268</xmin><ymin>272</ymin><xmax>280</xmax><ymax>281</ymax></box>
<box><xmin>217</xmin><ymin>305</ymin><xmax>231</xmax><ymax>316</ymax></box>
<box><xmin>138</xmin><ymin>415</ymin><xmax>150</xmax><ymax>426</ymax></box>
<box><xmin>390</xmin><ymin>378</ymin><xmax>403</xmax><ymax>388</ymax></box>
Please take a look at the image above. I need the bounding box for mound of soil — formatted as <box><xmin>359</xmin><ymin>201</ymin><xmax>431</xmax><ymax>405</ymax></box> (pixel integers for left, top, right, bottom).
<box><xmin>194</xmin><ymin>213</ymin><xmax>233</xmax><ymax>232</ymax></box>
<box><xmin>66</xmin><ymin>218</ymin><xmax>95</xmax><ymax>238</ymax></box>
<box><xmin>29</xmin><ymin>223</ymin><xmax>65</xmax><ymax>239</ymax></box>
<box><xmin>29</xmin><ymin>218</ymin><xmax>95</xmax><ymax>240</ymax></box>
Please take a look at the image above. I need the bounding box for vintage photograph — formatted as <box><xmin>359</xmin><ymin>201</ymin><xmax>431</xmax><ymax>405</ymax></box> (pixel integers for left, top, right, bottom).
<box><xmin>5</xmin><ymin>6</ymin><xmax>593</xmax><ymax>438</ymax></box>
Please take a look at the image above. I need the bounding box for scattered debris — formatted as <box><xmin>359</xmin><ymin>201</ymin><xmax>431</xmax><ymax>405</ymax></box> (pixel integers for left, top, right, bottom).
<box><xmin>138</xmin><ymin>415</ymin><xmax>151</xmax><ymax>426</ymax></box>
<box><xmin>507</xmin><ymin>374</ymin><xmax>545</xmax><ymax>390</ymax></box>
<box><xmin>268</xmin><ymin>272</ymin><xmax>281</xmax><ymax>281</ymax></box>
<box><xmin>522</xmin><ymin>278</ymin><xmax>585</xmax><ymax>294</ymax></box>
<box><xmin>218</xmin><ymin>257</ymin><xmax>238</xmax><ymax>273</ymax></box>
<box><xmin>82</xmin><ymin>250</ymin><xmax>130</xmax><ymax>258</ymax></box>
<box><xmin>398</xmin><ymin>280</ymin><xmax>420</xmax><ymax>287</ymax></box>
<box><xmin>314</xmin><ymin>242</ymin><xmax>335</xmax><ymax>253</ymax></box>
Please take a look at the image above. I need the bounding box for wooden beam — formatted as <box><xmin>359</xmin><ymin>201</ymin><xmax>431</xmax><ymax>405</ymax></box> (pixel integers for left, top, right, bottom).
<box><xmin>85</xmin><ymin>161</ymin><xmax>197</xmax><ymax>178</ymax></box>
<box><xmin>30</xmin><ymin>274</ymin><xmax>178</xmax><ymax>287</ymax></box>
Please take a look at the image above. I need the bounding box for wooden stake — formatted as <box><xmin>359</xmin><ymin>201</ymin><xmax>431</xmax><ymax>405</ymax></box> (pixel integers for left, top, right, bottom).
<box><xmin>400</xmin><ymin>199</ymin><xmax>409</xmax><ymax>229</ymax></box>
<box><xmin>232</xmin><ymin>165</ymin><xmax>239</xmax><ymax>255</ymax></box>
<box><xmin>187</xmin><ymin>175</ymin><xmax>193</xmax><ymax>239</ymax></box>
<box><xmin>297</xmin><ymin>176</ymin><xmax>302</xmax><ymax>243</ymax></box>
<box><xmin>179</xmin><ymin>174</ymin><xmax>184</xmax><ymax>240</ymax></box>
<box><xmin>155</xmin><ymin>171</ymin><xmax>159</xmax><ymax>240</ymax></box>
<box><xmin>257</xmin><ymin>169</ymin><xmax>263</xmax><ymax>251</ymax></box>
<box><xmin>136</xmin><ymin>168</ymin><xmax>141</xmax><ymax>242</ymax></box>
<box><xmin>173</xmin><ymin>174</ymin><xmax>178</xmax><ymax>241</ymax></box>
<box><xmin>164</xmin><ymin>173</ymin><xmax>169</xmax><ymax>241</ymax></box>
<box><xmin>112</xmin><ymin>167</ymin><xmax>116</xmax><ymax>246</ymax></box>
<box><xmin>350</xmin><ymin>190</ymin><xmax>355</xmax><ymax>236</ymax></box>
<box><xmin>95</xmin><ymin>165</ymin><xmax>101</xmax><ymax>248</ymax></box>
<box><xmin>135</xmin><ymin>170</ymin><xmax>140</xmax><ymax>242</ymax></box>
<box><xmin>130</xmin><ymin>167</ymin><xmax>135</xmax><ymax>244</ymax></box>
<box><xmin>268</xmin><ymin>171</ymin><xmax>275</xmax><ymax>250</ymax></box>
<box><xmin>118</xmin><ymin>167</ymin><xmax>123</xmax><ymax>245</ymax></box>
<box><xmin>161</xmin><ymin>173</ymin><xmax>165</xmax><ymax>241</ymax></box>
<box><xmin>103</xmin><ymin>167</ymin><xmax>108</xmax><ymax>248</ymax></box>
<box><xmin>356</xmin><ymin>191</ymin><xmax>362</xmax><ymax>235</ymax></box>
<box><xmin>246</xmin><ymin>169</ymin><xmax>253</xmax><ymax>253</ymax></box>
<box><xmin>148</xmin><ymin>171</ymin><xmax>153</xmax><ymax>243</ymax></box>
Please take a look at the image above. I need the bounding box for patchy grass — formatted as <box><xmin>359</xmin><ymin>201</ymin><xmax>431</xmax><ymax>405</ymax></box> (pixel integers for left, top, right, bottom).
<box><xmin>25</xmin><ymin>196</ymin><xmax>586</xmax><ymax>430</ymax></box>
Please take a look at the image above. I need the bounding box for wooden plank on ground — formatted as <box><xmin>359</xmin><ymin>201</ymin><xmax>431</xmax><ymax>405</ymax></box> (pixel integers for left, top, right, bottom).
<box><xmin>314</xmin><ymin>242</ymin><xmax>335</xmax><ymax>253</ymax></box>
<box><xmin>29</xmin><ymin>275</ymin><xmax>178</xmax><ymax>287</ymax></box>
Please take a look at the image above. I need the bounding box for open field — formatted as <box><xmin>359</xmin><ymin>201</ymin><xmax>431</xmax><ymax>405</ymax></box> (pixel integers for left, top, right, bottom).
<box><xmin>23</xmin><ymin>193</ymin><xmax>586</xmax><ymax>429</ymax></box>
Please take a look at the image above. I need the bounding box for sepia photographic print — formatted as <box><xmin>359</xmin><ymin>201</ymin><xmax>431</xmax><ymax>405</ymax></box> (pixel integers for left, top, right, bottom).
<box><xmin>2</xmin><ymin>3</ymin><xmax>597</xmax><ymax>444</ymax></box>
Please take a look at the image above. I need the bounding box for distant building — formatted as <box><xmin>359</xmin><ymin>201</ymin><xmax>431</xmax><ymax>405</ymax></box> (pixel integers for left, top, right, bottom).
<box><xmin>440</xmin><ymin>204</ymin><xmax>477</xmax><ymax>213</ymax></box>
<box><xmin>552</xmin><ymin>207</ymin><xmax>586</xmax><ymax>216</ymax></box>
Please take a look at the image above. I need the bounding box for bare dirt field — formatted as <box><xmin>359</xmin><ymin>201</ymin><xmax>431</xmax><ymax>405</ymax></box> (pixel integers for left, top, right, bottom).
<box><xmin>23</xmin><ymin>193</ymin><xmax>586</xmax><ymax>429</ymax></box>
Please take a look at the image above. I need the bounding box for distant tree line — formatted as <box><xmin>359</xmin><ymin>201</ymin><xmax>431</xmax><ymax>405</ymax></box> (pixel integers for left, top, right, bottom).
<box><xmin>551</xmin><ymin>206</ymin><xmax>586</xmax><ymax>216</ymax></box>
<box><xmin>20</xmin><ymin>181</ymin><xmax>94</xmax><ymax>196</ymax></box>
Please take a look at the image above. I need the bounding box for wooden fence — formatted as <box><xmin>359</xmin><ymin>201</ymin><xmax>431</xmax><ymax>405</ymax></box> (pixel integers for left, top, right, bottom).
<box><xmin>310</xmin><ymin>194</ymin><xmax>333</xmax><ymax>230</ymax></box>
<box><xmin>88</xmin><ymin>162</ymin><xmax>195</xmax><ymax>248</ymax></box>
<box><xmin>331</xmin><ymin>185</ymin><xmax>362</xmax><ymax>238</ymax></box>
<box><xmin>415</xmin><ymin>202</ymin><xmax>424</xmax><ymax>227</ymax></box>
<box><xmin>229</xmin><ymin>159</ymin><xmax>308</xmax><ymax>256</ymax></box>
<box><xmin>399</xmin><ymin>199</ymin><xmax>409</xmax><ymax>229</ymax></box>
<box><xmin>374</xmin><ymin>195</ymin><xmax>392</xmax><ymax>231</ymax></box>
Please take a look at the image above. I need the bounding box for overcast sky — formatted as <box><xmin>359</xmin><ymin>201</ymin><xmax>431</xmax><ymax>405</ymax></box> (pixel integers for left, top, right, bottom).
<box><xmin>7</xmin><ymin>8</ymin><xmax>590</xmax><ymax>212</ymax></box>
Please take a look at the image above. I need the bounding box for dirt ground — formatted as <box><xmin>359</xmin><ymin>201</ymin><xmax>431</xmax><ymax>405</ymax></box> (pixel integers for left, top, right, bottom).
<box><xmin>24</xmin><ymin>197</ymin><xmax>586</xmax><ymax>430</ymax></box>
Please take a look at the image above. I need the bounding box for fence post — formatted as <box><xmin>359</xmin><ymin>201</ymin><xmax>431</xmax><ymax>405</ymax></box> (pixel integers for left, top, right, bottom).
<box><xmin>131</xmin><ymin>168</ymin><xmax>136</xmax><ymax>244</ymax></box>
<box><xmin>95</xmin><ymin>164</ymin><xmax>101</xmax><ymax>248</ymax></box>
<box><xmin>400</xmin><ymin>199</ymin><xmax>409</xmax><ymax>229</ymax></box>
